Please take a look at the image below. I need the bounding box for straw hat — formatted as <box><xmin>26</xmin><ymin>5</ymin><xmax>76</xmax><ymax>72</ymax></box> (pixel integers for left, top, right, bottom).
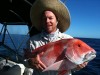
<box><xmin>30</xmin><ymin>0</ymin><xmax>71</xmax><ymax>32</ymax></box>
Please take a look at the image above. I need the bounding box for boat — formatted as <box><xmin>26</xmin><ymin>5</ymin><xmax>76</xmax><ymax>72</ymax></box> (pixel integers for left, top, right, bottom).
<box><xmin>0</xmin><ymin>0</ymin><xmax>37</xmax><ymax>75</ymax></box>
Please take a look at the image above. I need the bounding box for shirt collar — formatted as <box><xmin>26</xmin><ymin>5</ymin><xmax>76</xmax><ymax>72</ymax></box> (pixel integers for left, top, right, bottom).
<box><xmin>41</xmin><ymin>29</ymin><xmax>60</xmax><ymax>40</ymax></box>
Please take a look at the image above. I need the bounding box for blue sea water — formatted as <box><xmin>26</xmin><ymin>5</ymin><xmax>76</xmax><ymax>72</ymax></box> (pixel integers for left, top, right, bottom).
<box><xmin>0</xmin><ymin>34</ymin><xmax>100</xmax><ymax>75</ymax></box>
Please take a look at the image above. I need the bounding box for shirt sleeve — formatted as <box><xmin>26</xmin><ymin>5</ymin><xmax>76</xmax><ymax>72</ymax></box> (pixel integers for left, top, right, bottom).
<box><xmin>26</xmin><ymin>39</ymin><xmax>37</xmax><ymax>52</ymax></box>
<box><xmin>26</xmin><ymin>33</ymin><xmax>43</xmax><ymax>51</ymax></box>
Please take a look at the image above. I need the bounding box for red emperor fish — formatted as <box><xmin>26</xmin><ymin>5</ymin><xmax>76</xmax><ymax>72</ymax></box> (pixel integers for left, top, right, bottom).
<box><xmin>24</xmin><ymin>38</ymin><xmax>96</xmax><ymax>75</ymax></box>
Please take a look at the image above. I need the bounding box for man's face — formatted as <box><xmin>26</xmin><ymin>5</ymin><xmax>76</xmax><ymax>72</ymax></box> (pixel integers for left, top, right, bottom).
<box><xmin>42</xmin><ymin>11</ymin><xmax>58</xmax><ymax>33</ymax></box>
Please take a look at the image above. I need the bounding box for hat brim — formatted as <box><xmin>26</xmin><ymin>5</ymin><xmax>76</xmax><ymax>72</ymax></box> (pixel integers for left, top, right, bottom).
<box><xmin>30</xmin><ymin>0</ymin><xmax>70</xmax><ymax>32</ymax></box>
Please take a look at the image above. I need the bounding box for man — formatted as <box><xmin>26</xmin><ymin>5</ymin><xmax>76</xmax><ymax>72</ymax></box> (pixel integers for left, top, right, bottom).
<box><xmin>25</xmin><ymin>0</ymin><xmax>88</xmax><ymax>75</ymax></box>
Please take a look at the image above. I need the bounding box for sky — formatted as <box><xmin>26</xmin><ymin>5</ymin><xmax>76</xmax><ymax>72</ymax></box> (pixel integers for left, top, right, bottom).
<box><xmin>0</xmin><ymin>0</ymin><xmax>100</xmax><ymax>38</ymax></box>
<box><xmin>0</xmin><ymin>24</ymin><xmax>29</xmax><ymax>35</ymax></box>
<box><xmin>63</xmin><ymin>0</ymin><xmax>100</xmax><ymax>38</ymax></box>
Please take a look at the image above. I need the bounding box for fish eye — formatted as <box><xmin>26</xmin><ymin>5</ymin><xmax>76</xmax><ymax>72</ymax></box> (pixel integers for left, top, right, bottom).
<box><xmin>78</xmin><ymin>44</ymin><xmax>81</xmax><ymax>47</ymax></box>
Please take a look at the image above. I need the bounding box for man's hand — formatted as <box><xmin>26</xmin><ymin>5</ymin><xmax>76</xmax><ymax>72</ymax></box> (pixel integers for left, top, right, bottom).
<box><xmin>75</xmin><ymin>62</ymin><xmax>88</xmax><ymax>71</ymax></box>
<box><xmin>28</xmin><ymin>55</ymin><xmax>47</xmax><ymax>70</ymax></box>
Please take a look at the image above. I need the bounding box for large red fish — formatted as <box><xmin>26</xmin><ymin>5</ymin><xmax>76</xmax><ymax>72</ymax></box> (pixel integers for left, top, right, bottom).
<box><xmin>24</xmin><ymin>38</ymin><xmax>96</xmax><ymax>75</ymax></box>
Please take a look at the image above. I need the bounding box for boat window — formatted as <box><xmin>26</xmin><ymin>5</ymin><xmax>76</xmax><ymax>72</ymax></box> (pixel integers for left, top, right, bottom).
<box><xmin>0</xmin><ymin>24</ymin><xmax>3</xmax><ymax>41</ymax></box>
<box><xmin>7</xmin><ymin>25</ymin><xmax>29</xmax><ymax>35</ymax></box>
<box><xmin>0</xmin><ymin>23</ymin><xmax>30</xmax><ymax>62</ymax></box>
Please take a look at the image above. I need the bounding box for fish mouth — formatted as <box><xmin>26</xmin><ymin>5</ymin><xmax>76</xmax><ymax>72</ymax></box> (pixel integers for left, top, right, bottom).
<box><xmin>84</xmin><ymin>51</ymin><xmax>96</xmax><ymax>62</ymax></box>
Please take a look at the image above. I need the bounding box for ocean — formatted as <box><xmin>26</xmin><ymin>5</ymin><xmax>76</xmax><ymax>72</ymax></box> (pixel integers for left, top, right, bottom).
<box><xmin>72</xmin><ymin>38</ymin><xmax>100</xmax><ymax>75</ymax></box>
<box><xmin>0</xmin><ymin>34</ymin><xmax>100</xmax><ymax>75</ymax></box>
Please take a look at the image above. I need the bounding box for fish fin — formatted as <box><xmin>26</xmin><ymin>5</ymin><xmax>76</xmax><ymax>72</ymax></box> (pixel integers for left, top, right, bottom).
<box><xmin>58</xmin><ymin>70</ymin><xmax>68</xmax><ymax>75</ymax></box>
<box><xmin>43</xmin><ymin>60</ymin><xmax>64</xmax><ymax>72</ymax></box>
<box><xmin>58</xmin><ymin>70</ymin><xmax>71</xmax><ymax>75</ymax></box>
